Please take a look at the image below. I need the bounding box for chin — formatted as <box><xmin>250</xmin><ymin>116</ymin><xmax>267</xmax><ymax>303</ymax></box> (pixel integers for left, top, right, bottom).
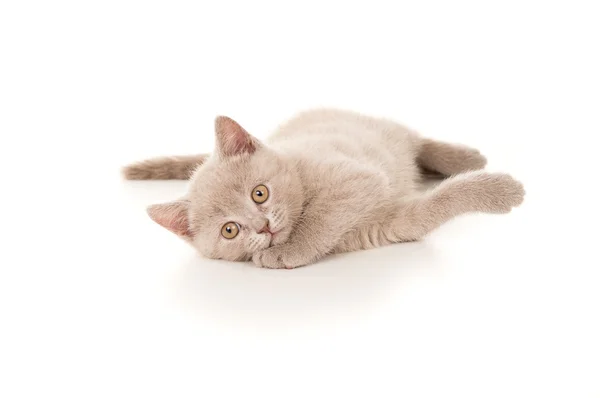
<box><xmin>271</xmin><ymin>227</ymin><xmax>292</xmax><ymax>246</ymax></box>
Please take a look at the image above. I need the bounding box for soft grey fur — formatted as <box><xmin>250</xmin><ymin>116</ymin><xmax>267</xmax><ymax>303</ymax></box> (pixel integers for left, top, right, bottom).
<box><xmin>123</xmin><ymin>108</ymin><xmax>525</xmax><ymax>269</ymax></box>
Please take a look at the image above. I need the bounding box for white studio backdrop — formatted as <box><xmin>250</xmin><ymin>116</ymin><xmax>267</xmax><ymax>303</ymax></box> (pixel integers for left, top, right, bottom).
<box><xmin>0</xmin><ymin>1</ymin><xmax>599</xmax><ymax>397</ymax></box>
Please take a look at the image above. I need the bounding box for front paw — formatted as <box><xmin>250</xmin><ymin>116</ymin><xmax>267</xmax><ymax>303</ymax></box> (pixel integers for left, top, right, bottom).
<box><xmin>252</xmin><ymin>245</ymin><xmax>309</xmax><ymax>269</ymax></box>
<box><xmin>467</xmin><ymin>172</ymin><xmax>525</xmax><ymax>213</ymax></box>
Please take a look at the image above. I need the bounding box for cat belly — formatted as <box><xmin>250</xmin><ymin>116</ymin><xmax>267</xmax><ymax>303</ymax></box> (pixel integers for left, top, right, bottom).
<box><xmin>270</xmin><ymin>108</ymin><xmax>423</xmax><ymax>256</ymax></box>
<box><xmin>333</xmin><ymin>222</ymin><xmax>396</xmax><ymax>254</ymax></box>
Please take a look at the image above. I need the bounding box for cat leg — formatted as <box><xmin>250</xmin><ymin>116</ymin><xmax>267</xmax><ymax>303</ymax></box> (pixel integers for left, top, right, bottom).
<box><xmin>122</xmin><ymin>154</ymin><xmax>209</xmax><ymax>180</ymax></box>
<box><xmin>388</xmin><ymin>171</ymin><xmax>524</xmax><ymax>241</ymax></box>
<box><xmin>417</xmin><ymin>138</ymin><xmax>487</xmax><ymax>176</ymax></box>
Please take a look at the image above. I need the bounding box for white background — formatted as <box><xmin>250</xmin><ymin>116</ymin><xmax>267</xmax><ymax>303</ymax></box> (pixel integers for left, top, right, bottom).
<box><xmin>1</xmin><ymin>0</ymin><xmax>599</xmax><ymax>397</ymax></box>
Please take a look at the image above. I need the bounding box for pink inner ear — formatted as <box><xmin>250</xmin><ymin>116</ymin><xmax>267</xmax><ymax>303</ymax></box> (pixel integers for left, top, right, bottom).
<box><xmin>147</xmin><ymin>201</ymin><xmax>193</xmax><ymax>238</ymax></box>
<box><xmin>215</xmin><ymin>116</ymin><xmax>258</xmax><ymax>156</ymax></box>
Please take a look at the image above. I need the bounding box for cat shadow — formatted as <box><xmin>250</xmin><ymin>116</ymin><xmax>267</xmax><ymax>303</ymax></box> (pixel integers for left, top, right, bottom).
<box><xmin>168</xmin><ymin>242</ymin><xmax>441</xmax><ymax>334</ymax></box>
<box><xmin>122</xmin><ymin>177</ymin><xmax>445</xmax><ymax>334</ymax></box>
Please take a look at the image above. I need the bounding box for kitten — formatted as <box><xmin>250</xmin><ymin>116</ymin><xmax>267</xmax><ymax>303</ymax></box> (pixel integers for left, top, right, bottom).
<box><xmin>123</xmin><ymin>108</ymin><xmax>525</xmax><ymax>269</ymax></box>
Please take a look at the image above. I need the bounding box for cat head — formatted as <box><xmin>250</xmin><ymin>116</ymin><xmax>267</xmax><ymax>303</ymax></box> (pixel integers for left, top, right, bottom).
<box><xmin>147</xmin><ymin>116</ymin><xmax>304</xmax><ymax>261</ymax></box>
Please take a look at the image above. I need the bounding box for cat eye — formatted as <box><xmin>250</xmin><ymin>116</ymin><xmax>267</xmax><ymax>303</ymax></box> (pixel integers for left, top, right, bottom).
<box><xmin>221</xmin><ymin>222</ymin><xmax>240</xmax><ymax>239</ymax></box>
<box><xmin>252</xmin><ymin>184</ymin><xmax>269</xmax><ymax>204</ymax></box>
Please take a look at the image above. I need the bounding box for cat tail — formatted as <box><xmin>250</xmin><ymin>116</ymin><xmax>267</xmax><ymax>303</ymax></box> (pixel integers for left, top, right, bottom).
<box><xmin>122</xmin><ymin>154</ymin><xmax>209</xmax><ymax>180</ymax></box>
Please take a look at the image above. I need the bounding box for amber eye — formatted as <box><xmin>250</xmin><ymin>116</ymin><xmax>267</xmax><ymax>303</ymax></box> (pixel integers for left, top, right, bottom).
<box><xmin>252</xmin><ymin>184</ymin><xmax>269</xmax><ymax>204</ymax></box>
<box><xmin>221</xmin><ymin>222</ymin><xmax>240</xmax><ymax>239</ymax></box>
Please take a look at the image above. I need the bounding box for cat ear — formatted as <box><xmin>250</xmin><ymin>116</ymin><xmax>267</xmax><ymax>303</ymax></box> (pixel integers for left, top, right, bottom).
<box><xmin>214</xmin><ymin>116</ymin><xmax>261</xmax><ymax>157</ymax></box>
<box><xmin>147</xmin><ymin>200</ymin><xmax>193</xmax><ymax>239</ymax></box>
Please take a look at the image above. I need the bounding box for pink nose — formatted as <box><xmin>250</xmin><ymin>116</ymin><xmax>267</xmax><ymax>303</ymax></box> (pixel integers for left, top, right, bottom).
<box><xmin>257</xmin><ymin>220</ymin><xmax>271</xmax><ymax>234</ymax></box>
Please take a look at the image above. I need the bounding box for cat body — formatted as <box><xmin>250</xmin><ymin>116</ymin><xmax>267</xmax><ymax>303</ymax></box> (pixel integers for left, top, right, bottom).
<box><xmin>267</xmin><ymin>109</ymin><xmax>420</xmax><ymax>254</ymax></box>
<box><xmin>124</xmin><ymin>109</ymin><xmax>524</xmax><ymax>269</ymax></box>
